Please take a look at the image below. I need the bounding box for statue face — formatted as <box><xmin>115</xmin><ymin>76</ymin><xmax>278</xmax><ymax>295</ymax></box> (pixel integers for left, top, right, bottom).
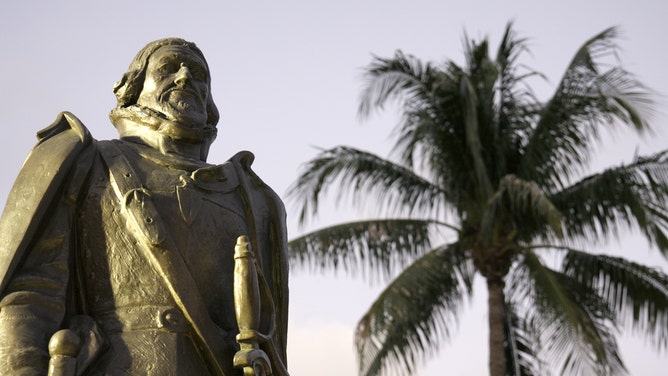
<box><xmin>136</xmin><ymin>45</ymin><xmax>210</xmax><ymax>127</ymax></box>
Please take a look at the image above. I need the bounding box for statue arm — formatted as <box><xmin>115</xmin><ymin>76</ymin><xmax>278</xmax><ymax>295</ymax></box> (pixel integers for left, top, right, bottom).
<box><xmin>0</xmin><ymin>195</ymin><xmax>75</xmax><ymax>375</ymax></box>
<box><xmin>0</xmin><ymin>112</ymin><xmax>94</xmax><ymax>375</ymax></box>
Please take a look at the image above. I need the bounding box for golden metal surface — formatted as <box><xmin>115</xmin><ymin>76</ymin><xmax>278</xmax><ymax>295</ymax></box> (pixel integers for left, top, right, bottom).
<box><xmin>0</xmin><ymin>38</ymin><xmax>289</xmax><ymax>376</ymax></box>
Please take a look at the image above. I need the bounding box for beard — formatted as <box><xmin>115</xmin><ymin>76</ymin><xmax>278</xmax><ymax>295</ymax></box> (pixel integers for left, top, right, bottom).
<box><xmin>155</xmin><ymin>88</ymin><xmax>208</xmax><ymax>126</ymax></box>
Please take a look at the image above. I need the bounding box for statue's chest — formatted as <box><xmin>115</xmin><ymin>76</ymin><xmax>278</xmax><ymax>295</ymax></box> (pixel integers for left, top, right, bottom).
<box><xmin>138</xmin><ymin>158</ymin><xmax>249</xmax><ymax>254</ymax></box>
<box><xmin>80</xmin><ymin>146</ymin><xmax>248</xmax><ymax>322</ymax></box>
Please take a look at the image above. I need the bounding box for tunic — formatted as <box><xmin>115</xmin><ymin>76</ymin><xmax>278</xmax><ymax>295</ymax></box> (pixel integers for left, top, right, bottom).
<box><xmin>79</xmin><ymin>140</ymin><xmax>246</xmax><ymax>375</ymax></box>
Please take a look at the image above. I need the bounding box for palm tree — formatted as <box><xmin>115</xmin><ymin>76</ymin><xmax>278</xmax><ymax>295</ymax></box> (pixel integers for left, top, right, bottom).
<box><xmin>288</xmin><ymin>23</ymin><xmax>668</xmax><ymax>376</ymax></box>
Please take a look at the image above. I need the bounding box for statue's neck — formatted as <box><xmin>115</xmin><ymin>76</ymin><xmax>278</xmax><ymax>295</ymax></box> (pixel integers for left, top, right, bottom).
<box><xmin>116</xmin><ymin>122</ymin><xmax>207</xmax><ymax>161</ymax></box>
<box><xmin>110</xmin><ymin>106</ymin><xmax>216</xmax><ymax>162</ymax></box>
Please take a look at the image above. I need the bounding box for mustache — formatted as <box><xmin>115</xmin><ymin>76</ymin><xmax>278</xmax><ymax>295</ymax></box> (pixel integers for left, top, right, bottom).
<box><xmin>162</xmin><ymin>86</ymin><xmax>204</xmax><ymax>103</ymax></box>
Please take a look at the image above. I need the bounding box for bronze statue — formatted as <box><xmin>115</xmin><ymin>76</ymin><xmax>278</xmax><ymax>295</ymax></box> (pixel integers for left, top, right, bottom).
<box><xmin>0</xmin><ymin>38</ymin><xmax>289</xmax><ymax>376</ymax></box>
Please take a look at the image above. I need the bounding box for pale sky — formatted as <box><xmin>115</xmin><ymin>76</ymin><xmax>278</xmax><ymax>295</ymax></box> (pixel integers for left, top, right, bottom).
<box><xmin>1</xmin><ymin>1</ymin><xmax>667</xmax><ymax>375</ymax></box>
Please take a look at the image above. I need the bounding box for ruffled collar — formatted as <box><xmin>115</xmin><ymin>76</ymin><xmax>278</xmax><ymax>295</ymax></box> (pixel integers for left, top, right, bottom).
<box><xmin>109</xmin><ymin>105</ymin><xmax>217</xmax><ymax>161</ymax></box>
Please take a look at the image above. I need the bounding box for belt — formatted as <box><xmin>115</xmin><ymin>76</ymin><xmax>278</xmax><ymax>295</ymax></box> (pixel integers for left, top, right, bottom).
<box><xmin>93</xmin><ymin>305</ymin><xmax>187</xmax><ymax>334</ymax></box>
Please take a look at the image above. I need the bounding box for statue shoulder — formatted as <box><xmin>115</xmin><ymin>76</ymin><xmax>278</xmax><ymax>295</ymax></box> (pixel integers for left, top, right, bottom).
<box><xmin>36</xmin><ymin>111</ymin><xmax>93</xmax><ymax>145</ymax></box>
<box><xmin>229</xmin><ymin>151</ymin><xmax>283</xmax><ymax>204</ymax></box>
<box><xmin>229</xmin><ymin>150</ymin><xmax>287</xmax><ymax>224</ymax></box>
<box><xmin>0</xmin><ymin>112</ymin><xmax>96</xmax><ymax>295</ymax></box>
<box><xmin>229</xmin><ymin>151</ymin><xmax>258</xmax><ymax>179</ymax></box>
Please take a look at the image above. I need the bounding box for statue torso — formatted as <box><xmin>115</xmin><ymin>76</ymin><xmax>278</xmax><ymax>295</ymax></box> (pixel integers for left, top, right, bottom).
<box><xmin>78</xmin><ymin>140</ymin><xmax>247</xmax><ymax>375</ymax></box>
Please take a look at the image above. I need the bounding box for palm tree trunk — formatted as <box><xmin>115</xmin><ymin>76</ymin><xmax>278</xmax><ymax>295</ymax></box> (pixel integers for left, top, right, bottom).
<box><xmin>487</xmin><ymin>277</ymin><xmax>506</xmax><ymax>376</ymax></box>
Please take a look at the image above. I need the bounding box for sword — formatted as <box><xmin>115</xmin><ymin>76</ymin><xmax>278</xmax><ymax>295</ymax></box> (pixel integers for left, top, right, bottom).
<box><xmin>233</xmin><ymin>235</ymin><xmax>289</xmax><ymax>376</ymax></box>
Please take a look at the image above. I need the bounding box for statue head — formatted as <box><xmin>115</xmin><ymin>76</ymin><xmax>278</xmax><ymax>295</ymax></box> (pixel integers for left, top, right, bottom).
<box><xmin>111</xmin><ymin>38</ymin><xmax>220</xmax><ymax>151</ymax></box>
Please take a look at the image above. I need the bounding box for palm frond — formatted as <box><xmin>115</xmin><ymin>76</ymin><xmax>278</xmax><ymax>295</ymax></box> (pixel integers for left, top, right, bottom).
<box><xmin>288</xmin><ymin>219</ymin><xmax>441</xmax><ymax>281</ymax></box>
<box><xmin>503</xmin><ymin>300</ymin><xmax>547</xmax><ymax>376</ymax></box>
<box><xmin>460</xmin><ymin>75</ymin><xmax>494</xmax><ymax>201</ymax></box>
<box><xmin>355</xmin><ymin>243</ymin><xmax>474</xmax><ymax>376</ymax></box>
<box><xmin>562</xmin><ymin>249</ymin><xmax>668</xmax><ymax>349</ymax></box>
<box><xmin>495</xmin><ymin>22</ymin><xmax>544</xmax><ymax>179</ymax></box>
<box><xmin>288</xmin><ymin>146</ymin><xmax>448</xmax><ymax>224</ymax></box>
<box><xmin>551</xmin><ymin>150</ymin><xmax>668</xmax><ymax>254</ymax></box>
<box><xmin>358</xmin><ymin>51</ymin><xmax>442</xmax><ymax>118</ymax></box>
<box><xmin>496</xmin><ymin>22</ymin><xmax>529</xmax><ymax>80</ymax></box>
<box><xmin>520</xmin><ymin>27</ymin><xmax>654</xmax><ymax>190</ymax></box>
<box><xmin>390</xmin><ymin>94</ymin><xmax>476</xmax><ymax>210</ymax></box>
<box><xmin>481</xmin><ymin>174</ymin><xmax>563</xmax><ymax>245</ymax></box>
<box><xmin>360</xmin><ymin>55</ymin><xmax>478</xmax><ymax>207</ymax></box>
<box><xmin>511</xmin><ymin>250</ymin><xmax>626</xmax><ymax>375</ymax></box>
